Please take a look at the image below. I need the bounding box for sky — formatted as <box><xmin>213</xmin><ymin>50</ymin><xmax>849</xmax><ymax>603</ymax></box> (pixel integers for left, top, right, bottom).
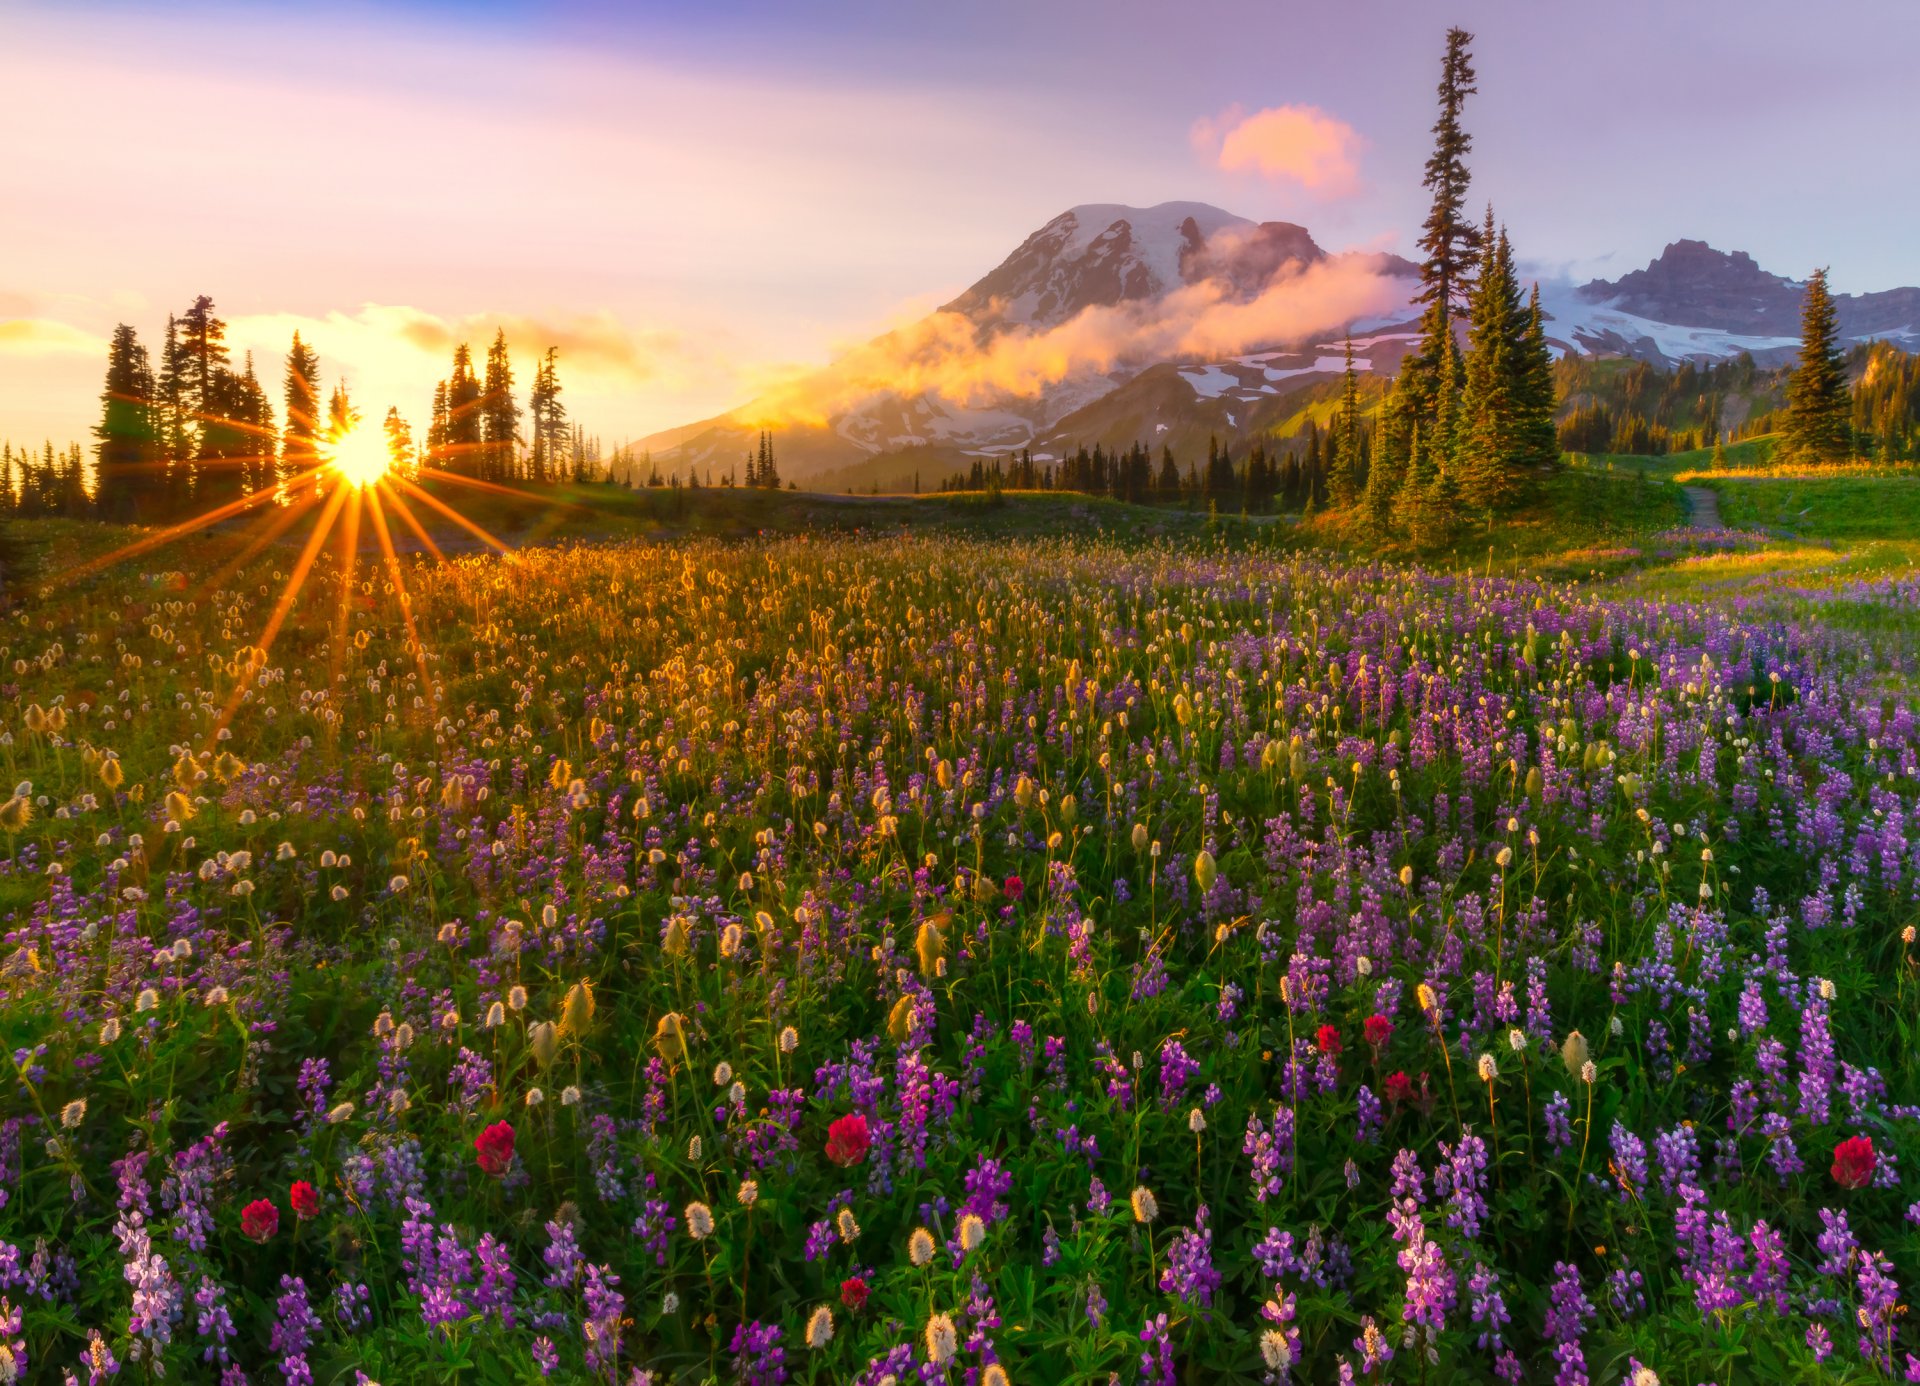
<box><xmin>3</xmin><ymin>0</ymin><xmax>1918</xmax><ymax>450</ymax></box>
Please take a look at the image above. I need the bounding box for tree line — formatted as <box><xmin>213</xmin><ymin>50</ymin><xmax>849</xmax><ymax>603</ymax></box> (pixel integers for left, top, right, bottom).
<box><xmin>69</xmin><ymin>297</ymin><xmax>609</xmax><ymax>523</ymax></box>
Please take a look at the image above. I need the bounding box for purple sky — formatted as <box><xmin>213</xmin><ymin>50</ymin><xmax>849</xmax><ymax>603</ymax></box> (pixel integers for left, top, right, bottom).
<box><xmin>4</xmin><ymin>0</ymin><xmax>1916</xmax><ymax>448</ymax></box>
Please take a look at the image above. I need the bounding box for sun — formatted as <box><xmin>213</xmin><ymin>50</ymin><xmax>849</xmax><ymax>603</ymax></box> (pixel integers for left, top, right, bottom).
<box><xmin>326</xmin><ymin>423</ymin><xmax>391</xmax><ymax>488</ymax></box>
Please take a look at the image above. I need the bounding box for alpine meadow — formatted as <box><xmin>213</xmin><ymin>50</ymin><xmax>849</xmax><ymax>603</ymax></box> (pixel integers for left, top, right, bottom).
<box><xmin>9</xmin><ymin>6</ymin><xmax>1920</xmax><ymax>1385</ymax></box>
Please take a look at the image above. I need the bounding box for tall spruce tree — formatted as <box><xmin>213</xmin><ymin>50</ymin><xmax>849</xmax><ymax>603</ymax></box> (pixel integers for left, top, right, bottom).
<box><xmin>156</xmin><ymin>313</ymin><xmax>194</xmax><ymax>513</ymax></box>
<box><xmin>176</xmin><ymin>296</ymin><xmax>250</xmax><ymax>507</ymax></box>
<box><xmin>481</xmin><ymin>330</ymin><xmax>520</xmax><ymax>482</ymax></box>
<box><xmin>1380</xmin><ymin>27</ymin><xmax>1479</xmax><ymax>530</ymax></box>
<box><xmin>383</xmin><ymin>407</ymin><xmax>414</xmax><ymax>477</ymax></box>
<box><xmin>1782</xmin><ymin>268</ymin><xmax>1851</xmax><ymax>465</ymax></box>
<box><xmin>94</xmin><ymin>324</ymin><xmax>159</xmax><ymax>522</ymax></box>
<box><xmin>282</xmin><ymin>332</ymin><xmax>322</xmax><ymax>485</ymax></box>
<box><xmin>1329</xmin><ymin>335</ymin><xmax>1365</xmax><ymax>506</ymax></box>
<box><xmin>1455</xmin><ymin>214</ymin><xmax>1527</xmax><ymax>510</ymax></box>
<box><xmin>1512</xmin><ymin>283</ymin><xmax>1559</xmax><ymax>474</ymax></box>
<box><xmin>527</xmin><ymin>348</ymin><xmax>566</xmax><ymax>482</ymax></box>
<box><xmin>443</xmin><ymin>344</ymin><xmax>483</xmax><ymax>475</ymax></box>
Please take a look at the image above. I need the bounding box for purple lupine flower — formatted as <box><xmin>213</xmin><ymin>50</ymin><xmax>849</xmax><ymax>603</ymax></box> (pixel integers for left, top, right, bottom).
<box><xmin>1158</xmin><ymin>1205</ymin><xmax>1222</xmax><ymax>1308</ymax></box>
<box><xmin>729</xmin><ymin>1319</ymin><xmax>786</xmax><ymax>1386</ymax></box>
<box><xmin>1138</xmin><ymin>1312</ymin><xmax>1176</xmax><ymax>1386</ymax></box>
<box><xmin>581</xmin><ymin>1264</ymin><xmax>626</xmax><ymax>1379</ymax></box>
<box><xmin>1857</xmin><ymin>1249</ymin><xmax>1901</xmax><ymax>1372</ymax></box>
<box><xmin>1437</xmin><ymin>1131</ymin><xmax>1489</xmax><ymax>1239</ymax></box>
<box><xmin>1467</xmin><ymin>1262</ymin><xmax>1510</xmax><ymax>1354</ymax></box>
<box><xmin>1544</xmin><ymin>1090</ymin><xmax>1573</xmax><ymax>1152</ymax></box>
<box><xmin>269</xmin><ymin>1275</ymin><xmax>321</xmax><ymax>1386</ymax></box>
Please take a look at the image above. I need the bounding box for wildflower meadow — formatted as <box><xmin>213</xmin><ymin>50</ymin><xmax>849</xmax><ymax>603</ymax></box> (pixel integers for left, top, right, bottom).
<box><xmin>3</xmin><ymin>529</ymin><xmax>1919</xmax><ymax>1384</ymax></box>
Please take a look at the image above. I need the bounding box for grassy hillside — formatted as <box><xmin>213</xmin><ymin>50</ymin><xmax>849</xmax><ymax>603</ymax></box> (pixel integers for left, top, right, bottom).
<box><xmin>1702</xmin><ymin>472</ymin><xmax>1920</xmax><ymax>539</ymax></box>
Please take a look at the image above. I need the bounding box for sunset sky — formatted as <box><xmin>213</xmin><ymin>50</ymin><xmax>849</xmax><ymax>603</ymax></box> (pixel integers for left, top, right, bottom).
<box><xmin>3</xmin><ymin>0</ymin><xmax>1916</xmax><ymax>450</ymax></box>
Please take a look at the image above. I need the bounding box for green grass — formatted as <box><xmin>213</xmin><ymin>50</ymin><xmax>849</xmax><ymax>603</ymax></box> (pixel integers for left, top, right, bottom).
<box><xmin>1702</xmin><ymin>473</ymin><xmax>1920</xmax><ymax>539</ymax></box>
<box><xmin>1562</xmin><ymin>434</ymin><xmax>1778</xmax><ymax>475</ymax></box>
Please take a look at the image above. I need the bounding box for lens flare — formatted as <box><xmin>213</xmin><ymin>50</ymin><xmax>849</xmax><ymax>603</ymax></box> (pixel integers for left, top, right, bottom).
<box><xmin>327</xmin><ymin>424</ymin><xmax>391</xmax><ymax>488</ymax></box>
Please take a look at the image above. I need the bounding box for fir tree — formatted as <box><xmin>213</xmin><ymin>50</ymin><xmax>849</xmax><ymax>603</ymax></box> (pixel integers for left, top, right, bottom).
<box><xmin>1512</xmin><ymin>283</ymin><xmax>1559</xmax><ymax>475</ymax></box>
<box><xmin>1455</xmin><ymin>213</ymin><xmax>1526</xmax><ymax>510</ymax></box>
<box><xmin>1782</xmin><ymin>267</ymin><xmax>1851</xmax><ymax>465</ymax></box>
<box><xmin>282</xmin><ymin>332</ymin><xmax>322</xmax><ymax>483</ymax></box>
<box><xmin>1157</xmin><ymin>446</ymin><xmax>1181</xmax><ymax>501</ymax></box>
<box><xmin>1386</xmin><ymin>27</ymin><xmax>1480</xmax><ymax>529</ymax></box>
<box><xmin>384</xmin><ymin>408</ymin><xmax>414</xmax><ymax>477</ymax></box>
<box><xmin>1329</xmin><ymin>336</ymin><xmax>1365</xmax><ymax>506</ymax></box>
<box><xmin>1418</xmin><ymin>28</ymin><xmax>1482</xmax><ymax>320</ymax></box>
<box><xmin>527</xmin><ymin>348</ymin><xmax>566</xmax><ymax>482</ymax></box>
<box><xmin>1364</xmin><ymin>383</ymin><xmax>1403</xmax><ymax>532</ymax></box>
<box><xmin>481</xmin><ymin>331</ymin><xmax>520</xmax><ymax>482</ymax></box>
<box><xmin>94</xmin><ymin>324</ymin><xmax>158</xmax><ymax>522</ymax></box>
<box><xmin>443</xmin><ymin>344</ymin><xmax>483</xmax><ymax>475</ymax></box>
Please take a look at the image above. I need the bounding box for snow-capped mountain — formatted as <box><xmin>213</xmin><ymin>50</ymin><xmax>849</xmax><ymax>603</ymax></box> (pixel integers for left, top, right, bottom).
<box><xmin>637</xmin><ymin>207</ymin><xmax>1920</xmax><ymax>485</ymax></box>
<box><xmin>639</xmin><ymin>201</ymin><xmax>1420</xmax><ymax>482</ymax></box>
<box><xmin>1537</xmin><ymin>240</ymin><xmax>1920</xmax><ymax>364</ymax></box>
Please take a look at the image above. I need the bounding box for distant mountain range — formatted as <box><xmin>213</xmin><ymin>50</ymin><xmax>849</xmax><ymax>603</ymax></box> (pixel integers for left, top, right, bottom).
<box><xmin>639</xmin><ymin>202</ymin><xmax>1920</xmax><ymax>484</ymax></box>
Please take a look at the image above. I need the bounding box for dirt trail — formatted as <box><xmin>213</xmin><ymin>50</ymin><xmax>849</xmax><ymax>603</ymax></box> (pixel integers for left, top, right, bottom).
<box><xmin>1683</xmin><ymin>486</ymin><xmax>1725</xmax><ymax>531</ymax></box>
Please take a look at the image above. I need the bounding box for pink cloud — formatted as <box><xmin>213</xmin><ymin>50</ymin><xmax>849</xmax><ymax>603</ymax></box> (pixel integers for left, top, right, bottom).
<box><xmin>1193</xmin><ymin>104</ymin><xmax>1365</xmax><ymax>198</ymax></box>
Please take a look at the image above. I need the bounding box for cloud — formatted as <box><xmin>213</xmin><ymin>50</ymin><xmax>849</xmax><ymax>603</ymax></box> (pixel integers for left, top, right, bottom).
<box><xmin>1192</xmin><ymin>103</ymin><xmax>1365</xmax><ymax>198</ymax></box>
<box><xmin>736</xmin><ymin>253</ymin><xmax>1410</xmax><ymax>428</ymax></box>
<box><xmin>0</xmin><ymin>318</ymin><xmax>105</xmax><ymax>356</ymax></box>
<box><xmin>211</xmin><ymin>304</ymin><xmax>715</xmax><ymax>434</ymax></box>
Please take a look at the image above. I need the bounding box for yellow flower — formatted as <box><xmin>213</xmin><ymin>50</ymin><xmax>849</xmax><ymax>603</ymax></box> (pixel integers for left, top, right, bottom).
<box><xmin>907</xmin><ymin>1227</ymin><xmax>936</xmax><ymax>1266</ymax></box>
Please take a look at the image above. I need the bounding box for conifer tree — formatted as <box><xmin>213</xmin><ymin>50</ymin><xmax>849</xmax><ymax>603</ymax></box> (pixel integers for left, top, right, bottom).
<box><xmin>1157</xmin><ymin>446</ymin><xmax>1181</xmax><ymax>501</ymax></box>
<box><xmin>1382</xmin><ymin>28</ymin><xmax>1480</xmax><ymax>528</ymax></box>
<box><xmin>1456</xmin><ymin>213</ymin><xmax>1524</xmax><ymax>509</ymax></box>
<box><xmin>282</xmin><ymin>332</ymin><xmax>322</xmax><ymax>483</ymax></box>
<box><xmin>527</xmin><ymin>349</ymin><xmax>566</xmax><ymax>482</ymax></box>
<box><xmin>427</xmin><ymin>380</ymin><xmax>450</xmax><ymax>461</ymax></box>
<box><xmin>176</xmin><ymin>296</ymin><xmax>254</xmax><ymax>507</ymax></box>
<box><xmin>384</xmin><ymin>408</ymin><xmax>414</xmax><ymax>477</ymax></box>
<box><xmin>1512</xmin><ymin>283</ymin><xmax>1559</xmax><ymax>475</ymax></box>
<box><xmin>94</xmin><ymin>324</ymin><xmax>158</xmax><ymax>522</ymax></box>
<box><xmin>1364</xmin><ymin>385</ymin><xmax>1402</xmax><ymax>531</ymax></box>
<box><xmin>444</xmin><ymin>344</ymin><xmax>483</xmax><ymax>475</ymax></box>
<box><xmin>1329</xmin><ymin>336</ymin><xmax>1365</xmax><ymax>506</ymax></box>
<box><xmin>1782</xmin><ymin>268</ymin><xmax>1851</xmax><ymax>465</ymax></box>
<box><xmin>481</xmin><ymin>331</ymin><xmax>520</xmax><ymax>482</ymax></box>
<box><xmin>156</xmin><ymin>313</ymin><xmax>193</xmax><ymax>513</ymax></box>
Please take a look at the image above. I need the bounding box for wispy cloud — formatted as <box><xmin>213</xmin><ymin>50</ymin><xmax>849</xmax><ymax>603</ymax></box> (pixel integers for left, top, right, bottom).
<box><xmin>1191</xmin><ymin>104</ymin><xmax>1366</xmax><ymax>199</ymax></box>
<box><xmin>0</xmin><ymin>318</ymin><xmax>105</xmax><ymax>356</ymax></box>
<box><xmin>737</xmin><ymin>254</ymin><xmax>1407</xmax><ymax>427</ymax></box>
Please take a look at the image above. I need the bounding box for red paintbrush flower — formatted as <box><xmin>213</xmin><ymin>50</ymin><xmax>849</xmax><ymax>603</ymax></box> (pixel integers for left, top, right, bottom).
<box><xmin>1364</xmin><ymin>1015</ymin><xmax>1394</xmax><ymax>1049</ymax></box>
<box><xmin>1383</xmin><ymin>1071</ymin><xmax>1414</xmax><ymax>1105</ymax></box>
<box><xmin>1316</xmin><ymin>1023</ymin><xmax>1343</xmax><ymax>1056</ymax></box>
<box><xmin>240</xmin><ymin>1198</ymin><xmax>279</xmax><ymax>1243</ymax></box>
<box><xmin>1833</xmin><ymin>1135</ymin><xmax>1876</xmax><ymax>1190</ymax></box>
<box><xmin>1003</xmin><ymin>875</ymin><xmax>1024</xmax><ymax>900</ymax></box>
<box><xmin>474</xmin><ymin>1120</ymin><xmax>516</xmax><ymax>1177</ymax></box>
<box><xmin>289</xmin><ymin>1180</ymin><xmax>321</xmax><ymax>1221</ymax></box>
<box><xmin>825</xmin><ymin>1113</ymin><xmax>871</xmax><ymax>1167</ymax></box>
<box><xmin>840</xmin><ymin>1276</ymin><xmax>870</xmax><ymax>1311</ymax></box>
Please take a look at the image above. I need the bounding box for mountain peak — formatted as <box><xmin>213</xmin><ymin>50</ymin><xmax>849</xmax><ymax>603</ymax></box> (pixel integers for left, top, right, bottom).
<box><xmin>1580</xmin><ymin>239</ymin><xmax>1804</xmax><ymax>333</ymax></box>
<box><xmin>942</xmin><ymin>203</ymin><xmax>1255</xmax><ymax>328</ymax></box>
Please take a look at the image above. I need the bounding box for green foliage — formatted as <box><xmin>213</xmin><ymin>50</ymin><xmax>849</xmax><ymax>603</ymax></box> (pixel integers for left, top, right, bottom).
<box><xmin>1781</xmin><ymin>268</ymin><xmax>1853</xmax><ymax>465</ymax></box>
